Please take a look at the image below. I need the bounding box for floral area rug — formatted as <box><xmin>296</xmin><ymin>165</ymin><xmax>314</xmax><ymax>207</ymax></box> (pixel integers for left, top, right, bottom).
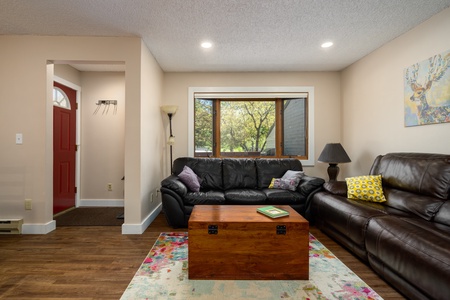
<box><xmin>121</xmin><ymin>232</ymin><xmax>383</xmax><ymax>300</ymax></box>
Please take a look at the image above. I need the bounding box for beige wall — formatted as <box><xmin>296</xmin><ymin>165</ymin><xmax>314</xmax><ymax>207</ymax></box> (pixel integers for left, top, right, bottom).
<box><xmin>341</xmin><ymin>7</ymin><xmax>450</xmax><ymax>177</ymax></box>
<box><xmin>54</xmin><ymin>64</ymin><xmax>81</xmax><ymax>87</ymax></box>
<box><xmin>136</xmin><ymin>41</ymin><xmax>165</xmax><ymax>222</ymax></box>
<box><xmin>162</xmin><ymin>72</ymin><xmax>341</xmax><ymax>178</ymax></box>
<box><xmin>80</xmin><ymin>72</ymin><xmax>125</xmax><ymax>202</ymax></box>
<box><xmin>0</xmin><ymin>36</ymin><xmax>163</xmax><ymax>233</ymax></box>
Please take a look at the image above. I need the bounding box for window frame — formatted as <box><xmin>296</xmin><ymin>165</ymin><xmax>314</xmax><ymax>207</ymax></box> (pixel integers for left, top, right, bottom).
<box><xmin>188</xmin><ymin>86</ymin><xmax>315</xmax><ymax>166</ymax></box>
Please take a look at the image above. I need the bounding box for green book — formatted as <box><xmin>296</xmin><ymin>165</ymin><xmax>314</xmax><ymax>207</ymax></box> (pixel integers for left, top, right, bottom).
<box><xmin>257</xmin><ymin>206</ymin><xmax>289</xmax><ymax>218</ymax></box>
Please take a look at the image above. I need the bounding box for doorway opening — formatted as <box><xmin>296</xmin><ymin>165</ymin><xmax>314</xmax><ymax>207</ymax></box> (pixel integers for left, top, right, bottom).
<box><xmin>52</xmin><ymin>61</ymin><xmax>126</xmax><ymax>226</ymax></box>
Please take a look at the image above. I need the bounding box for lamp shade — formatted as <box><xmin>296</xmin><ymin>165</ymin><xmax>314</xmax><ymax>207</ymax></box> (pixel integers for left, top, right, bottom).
<box><xmin>318</xmin><ymin>143</ymin><xmax>351</xmax><ymax>164</ymax></box>
<box><xmin>161</xmin><ymin>105</ymin><xmax>178</xmax><ymax>115</ymax></box>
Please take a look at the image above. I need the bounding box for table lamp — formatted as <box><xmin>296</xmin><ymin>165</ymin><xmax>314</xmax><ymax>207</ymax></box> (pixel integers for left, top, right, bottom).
<box><xmin>318</xmin><ymin>143</ymin><xmax>351</xmax><ymax>181</ymax></box>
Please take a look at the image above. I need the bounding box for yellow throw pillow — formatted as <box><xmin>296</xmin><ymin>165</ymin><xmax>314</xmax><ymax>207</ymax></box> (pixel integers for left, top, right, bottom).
<box><xmin>268</xmin><ymin>178</ymin><xmax>276</xmax><ymax>188</ymax></box>
<box><xmin>345</xmin><ymin>175</ymin><xmax>386</xmax><ymax>202</ymax></box>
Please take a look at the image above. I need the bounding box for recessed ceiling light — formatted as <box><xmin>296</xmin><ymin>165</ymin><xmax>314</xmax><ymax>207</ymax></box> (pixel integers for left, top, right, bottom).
<box><xmin>321</xmin><ymin>41</ymin><xmax>333</xmax><ymax>48</ymax></box>
<box><xmin>201</xmin><ymin>41</ymin><xmax>212</xmax><ymax>49</ymax></box>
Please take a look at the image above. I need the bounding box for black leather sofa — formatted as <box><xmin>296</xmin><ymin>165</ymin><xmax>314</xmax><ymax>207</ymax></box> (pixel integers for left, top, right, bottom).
<box><xmin>161</xmin><ymin>157</ymin><xmax>325</xmax><ymax>228</ymax></box>
<box><xmin>311</xmin><ymin>153</ymin><xmax>450</xmax><ymax>300</ymax></box>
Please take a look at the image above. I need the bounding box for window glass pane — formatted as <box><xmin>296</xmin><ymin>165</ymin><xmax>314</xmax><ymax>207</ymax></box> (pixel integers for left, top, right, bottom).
<box><xmin>220</xmin><ymin>101</ymin><xmax>275</xmax><ymax>157</ymax></box>
<box><xmin>283</xmin><ymin>98</ymin><xmax>306</xmax><ymax>156</ymax></box>
<box><xmin>194</xmin><ymin>99</ymin><xmax>213</xmax><ymax>157</ymax></box>
<box><xmin>53</xmin><ymin>87</ymin><xmax>71</xmax><ymax>109</ymax></box>
<box><xmin>193</xmin><ymin>96</ymin><xmax>308</xmax><ymax>159</ymax></box>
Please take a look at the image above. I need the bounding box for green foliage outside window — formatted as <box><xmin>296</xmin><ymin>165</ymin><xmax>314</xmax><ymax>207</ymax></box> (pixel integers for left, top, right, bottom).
<box><xmin>194</xmin><ymin>98</ymin><xmax>306</xmax><ymax>158</ymax></box>
<box><xmin>220</xmin><ymin>101</ymin><xmax>275</xmax><ymax>154</ymax></box>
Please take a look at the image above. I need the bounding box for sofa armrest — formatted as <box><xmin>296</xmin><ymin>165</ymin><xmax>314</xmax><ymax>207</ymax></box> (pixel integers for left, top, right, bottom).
<box><xmin>297</xmin><ymin>175</ymin><xmax>325</xmax><ymax>197</ymax></box>
<box><xmin>160</xmin><ymin>175</ymin><xmax>189</xmax><ymax>228</ymax></box>
<box><xmin>161</xmin><ymin>175</ymin><xmax>188</xmax><ymax>197</ymax></box>
<box><xmin>323</xmin><ymin>181</ymin><xmax>347</xmax><ymax>196</ymax></box>
<box><xmin>297</xmin><ymin>175</ymin><xmax>325</xmax><ymax>221</ymax></box>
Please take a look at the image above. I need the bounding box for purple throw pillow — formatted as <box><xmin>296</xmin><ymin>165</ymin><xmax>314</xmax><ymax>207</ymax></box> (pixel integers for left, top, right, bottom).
<box><xmin>281</xmin><ymin>170</ymin><xmax>305</xmax><ymax>180</ymax></box>
<box><xmin>178</xmin><ymin>166</ymin><xmax>201</xmax><ymax>192</ymax></box>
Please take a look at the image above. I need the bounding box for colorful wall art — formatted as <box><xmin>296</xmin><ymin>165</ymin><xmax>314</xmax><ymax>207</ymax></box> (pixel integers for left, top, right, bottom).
<box><xmin>404</xmin><ymin>49</ymin><xmax>450</xmax><ymax>127</ymax></box>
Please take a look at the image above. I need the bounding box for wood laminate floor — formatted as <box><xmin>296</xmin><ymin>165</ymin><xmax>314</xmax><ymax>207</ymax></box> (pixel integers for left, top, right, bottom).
<box><xmin>0</xmin><ymin>213</ymin><xmax>405</xmax><ymax>299</ymax></box>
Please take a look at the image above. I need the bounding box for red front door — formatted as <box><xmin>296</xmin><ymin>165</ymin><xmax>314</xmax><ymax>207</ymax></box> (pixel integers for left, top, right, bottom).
<box><xmin>53</xmin><ymin>82</ymin><xmax>77</xmax><ymax>215</ymax></box>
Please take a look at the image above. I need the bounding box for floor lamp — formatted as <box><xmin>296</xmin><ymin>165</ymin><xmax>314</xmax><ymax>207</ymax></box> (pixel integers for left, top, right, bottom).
<box><xmin>161</xmin><ymin>105</ymin><xmax>178</xmax><ymax>174</ymax></box>
<box><xmin>318</xmin><ymin>143</ymin><xmax>351</xmax><ymax>181</ymax></box>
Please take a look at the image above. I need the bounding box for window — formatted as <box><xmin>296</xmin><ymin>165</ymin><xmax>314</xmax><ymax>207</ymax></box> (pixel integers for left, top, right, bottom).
<box><xmin>189</xmin><ymin>87</ymin><xmax>314</xmax><ymax>165</ymax></box>
<box><xmin>53</xmin><ymin>87</ymin><xmax>71</xmax><ymax>110</ymax></box>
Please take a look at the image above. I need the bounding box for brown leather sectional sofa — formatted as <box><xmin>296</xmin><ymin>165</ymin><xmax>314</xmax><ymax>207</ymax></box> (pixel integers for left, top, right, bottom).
<box><xmin>311</xmin><ymin>153</ymin><xmax>450</xmax><ymax>300</ymax></box>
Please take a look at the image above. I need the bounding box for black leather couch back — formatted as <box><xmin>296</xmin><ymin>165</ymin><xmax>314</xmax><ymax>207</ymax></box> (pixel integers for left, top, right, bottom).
<box><xmin>255</xmin><ymin>158</ymin><xmax>303</xmax><ymax>188</ymax></box>
<box><xmin>173</xmin><ymin>157</ymin><xmax>223</xmax><ymax>190</ymax></box>
<box><xmin>223</xmin><ymin>159</ymin><xmax>257</xmax><ymax>190</ymax></box>
<box><xmin>172</xmin><ymin>157</ymin><xmax>303</xmax><ymax>191</ymax></box>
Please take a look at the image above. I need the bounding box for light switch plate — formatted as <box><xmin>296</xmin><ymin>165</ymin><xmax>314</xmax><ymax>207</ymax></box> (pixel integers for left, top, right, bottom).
<box><xmin>25</xmin><ymin>199</ymin><xmax>32</xmax><ymax>210</ymax></box>
<box><xmin>16</xmin><ymin>133</ymin><xmax>23</xmax><ymax>145</ymax></box>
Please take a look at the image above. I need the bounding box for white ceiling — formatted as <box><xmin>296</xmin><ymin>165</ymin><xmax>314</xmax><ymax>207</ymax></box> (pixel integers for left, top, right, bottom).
<box><xmin>1</xmin><ymin>0</ymin><xmax>450</xmax><ymax>72</ymax></box>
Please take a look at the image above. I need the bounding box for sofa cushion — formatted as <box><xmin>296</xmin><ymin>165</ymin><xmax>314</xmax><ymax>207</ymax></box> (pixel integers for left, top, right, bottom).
<box><xmin>173</xmin><ymin>157</ymin><xmax>223</xmax><ymax>190</ymax></box>
<box><xmin>345</xmin><ymin>175</ymin><xmax>386</xmax><ymax>202</ymax></box>
<box><xmin>383</xmin><ymin>187</ymin><xmax>445</xmax><ymax>221</ymax></box>
<box><xmin>224</xmin><ymin>189</ymin><xmax>266</xmax><ymax>204</ymax></box>
<box><xmin>434</xmin><ymin>201</ymin><xmax>450</xmax><ymax>226</ymax></box>
<box><xmin>184</xmin><ymin>191</ymin><xmax>226</xmax><ymax>205</ymax></box>
<box><xmin>223</xmin><ymin>159</ymin><xmax>257</xmax><ymax>190</ymax></box>
<box><xmin>366</xmin><ymin>215</ymin><xmax>450</xmax><ymax>300</ymax></box>
<box><xmin>263</xmin><ymin>188</ymin><xmax>305</xmax><ymax>204</ymax></box>
<box><xmin>311</xmin><ymin>192</ymin><xmax>388</xmax><ymax>260</ymax></box>
<box><xmin>370</xmin><ymin>153</ymin><xmax>450</xmax><ymax>200</ymax></box>
<box><xmin>256</xmin><ymin>158</ymin><xmax>303</xmax><ymax>188</ymax></box>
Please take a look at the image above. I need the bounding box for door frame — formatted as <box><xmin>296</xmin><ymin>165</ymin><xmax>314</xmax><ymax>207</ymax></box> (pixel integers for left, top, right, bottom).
<box><xmin>54</xmin><ymin>76</ymin><xmax>81</xmax><ymax>208</ymax></box>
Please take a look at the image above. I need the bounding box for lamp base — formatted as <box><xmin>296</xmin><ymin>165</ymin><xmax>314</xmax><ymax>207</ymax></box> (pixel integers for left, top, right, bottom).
<box><xmin>327</xmin><ymin>163</ymin><xmax>340</xmax><ymax>181</ymax></box>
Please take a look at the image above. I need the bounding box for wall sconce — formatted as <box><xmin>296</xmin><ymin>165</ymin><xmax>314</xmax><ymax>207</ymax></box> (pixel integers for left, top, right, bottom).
<box><xmin>161</xmin><ymin>105</ymin><xmax>178</xmax><ymax>173</ymax></box>
<box><xmin>318</xmin><ymin>143</ymin><xmax>351</xmax><ymax>181</ymax></box>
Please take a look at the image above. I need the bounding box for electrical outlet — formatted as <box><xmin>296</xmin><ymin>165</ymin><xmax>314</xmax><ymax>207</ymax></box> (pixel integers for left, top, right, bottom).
<box><xmin>107</xmin><ymin>183</ymin><xmax>113</xmax><ymax>191</ymax></box>
<box><xmin>25</xmin><ymin>199</ymin><xmax>32</xmax><ymax>210</ymax></box>
<box><xmin>150</xmin><ymin>193</ymin><xmax>154</xmax><ymax>203</ymax></box>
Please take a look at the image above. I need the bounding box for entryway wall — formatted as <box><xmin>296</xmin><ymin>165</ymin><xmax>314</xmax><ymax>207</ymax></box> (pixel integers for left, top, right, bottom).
<box><xmin>80</xmin><ymin>72</ymin><xmax>125</xmax><ymax>206</ymax></box>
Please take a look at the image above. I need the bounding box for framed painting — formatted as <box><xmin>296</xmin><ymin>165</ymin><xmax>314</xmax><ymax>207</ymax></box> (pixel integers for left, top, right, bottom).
<box><xmin>404</xmin><ymin>49</ymin><xmax>450</xmax><ymax>127</ymax></box>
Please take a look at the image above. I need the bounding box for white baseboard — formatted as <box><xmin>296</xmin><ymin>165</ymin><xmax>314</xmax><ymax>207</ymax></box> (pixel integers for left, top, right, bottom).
<box><xmin>79</xmin><ymin>199</ymin><xmax>124</xmax><ymax>207</ymax></box>
<box><xmin>121</xmin><ymin>203</ymin><xmax>162</xmax><ymax>234</ymax></box>
<box><xmin>22</xmin><ymin>220</ymin><xmax>56</xmax><ymax>234</ymax></box>
<box><xmin>20</xmin><ymin>202</ymin><xmax>158</xmax><ymax>235</ymax></box>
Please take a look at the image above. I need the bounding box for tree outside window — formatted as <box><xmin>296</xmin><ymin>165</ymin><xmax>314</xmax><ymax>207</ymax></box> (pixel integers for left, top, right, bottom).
<box><xmin>194</xmin><ymin>97</ymin><xmax>307</xmax><ymax>159</ymax></box>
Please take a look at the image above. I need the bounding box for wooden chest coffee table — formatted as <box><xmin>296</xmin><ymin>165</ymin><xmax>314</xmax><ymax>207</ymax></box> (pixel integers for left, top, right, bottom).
<box><xmin>188</xmin><ymin>205</ymin><xmax>309</xmax><ymax>280</ymax></box>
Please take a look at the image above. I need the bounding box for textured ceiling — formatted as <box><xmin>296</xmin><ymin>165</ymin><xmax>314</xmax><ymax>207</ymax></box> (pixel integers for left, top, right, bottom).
<box><xmin>1</xmin><ymin>0</ymin><xmax>450</xmax><ymax>72</ymax></box>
